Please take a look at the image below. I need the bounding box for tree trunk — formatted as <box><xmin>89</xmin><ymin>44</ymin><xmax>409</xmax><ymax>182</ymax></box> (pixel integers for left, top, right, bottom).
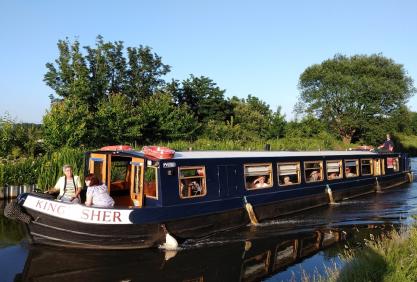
<box><xmin>342</xmin><ymin>135</ymin><xmax>352</xmax><ymax>144</ymax></box>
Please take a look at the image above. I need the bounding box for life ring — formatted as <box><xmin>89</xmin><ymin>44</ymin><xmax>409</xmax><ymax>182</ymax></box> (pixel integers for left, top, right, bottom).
<box><xmin>142</xmin><ymin>146</ymin><xmax>175</xmax><ymax>159</ymax></box>
<box><xmin>100</xmin><ymin>145</ymin><xmax>133</xmax><ymax>151</ymax></box>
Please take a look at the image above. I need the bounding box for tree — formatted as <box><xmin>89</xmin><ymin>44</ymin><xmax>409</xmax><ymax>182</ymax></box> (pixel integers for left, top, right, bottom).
<box><xmin>169</xmin><ymin>75</ymin><xmax>232</xmax><ymax>123</ymax></box>
<box><xmin>230</xmin><ymin>95</ymin><xmax>272</xmax><ymax>139</ymax></box>
<box><xmin>125</xmin><ymin>46</ymin><xmax>170</xmax><ymax>104</ymax></box>
<box><xmin>44</xmin><ymin>36</ymin><xmax>171</xmax><ymax>107</ymax></box>
<box><xmin>44</xmin><ymin>39</ymin><xmax>91</xmax><ymax>104</ymax></box>
<box><xmin>95</xmin><ymin>94</ymin><xmax>142</xmax><ymax>146</ymax></box>
<box><xmin>42</xmin><ymin>98</ymin><xmax>94</xmax><ymax>150</ymax></box>
<box><xmin>267</xmin><ymin>106</ymin><xmax>287</xmax><ymax>139</ymax></box>
<box><xmin>297</xmin><ymin>54</ymin><xmax>416</xmax><ymax>144</ymax></box>
<box><xmin>286</xmin><ymin>115</ymin><xmax>327</xmax><ymax>138</ymax></box>
<box><xmin>138</xmin><ymin>93</ymin><xmax>200</xmax><ymax>143</ymax></box>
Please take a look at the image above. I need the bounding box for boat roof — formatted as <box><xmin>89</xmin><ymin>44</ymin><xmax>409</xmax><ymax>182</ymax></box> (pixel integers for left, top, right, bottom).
<box><xmin>168</xmin><ymin>150</ymin><xmax>381</xmax><ymax>159</ymax></box>
<box><xmin>92</xmin><ymin>149</ymin><xmax>399</xmax><ymax>160</ymax></box>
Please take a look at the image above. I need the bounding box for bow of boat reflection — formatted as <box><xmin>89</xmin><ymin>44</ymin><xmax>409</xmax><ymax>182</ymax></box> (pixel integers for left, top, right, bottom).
<box><xmin>18</xmin><ymin>223</ymin><xmax>398</xmax><ymax>282</ymax></box>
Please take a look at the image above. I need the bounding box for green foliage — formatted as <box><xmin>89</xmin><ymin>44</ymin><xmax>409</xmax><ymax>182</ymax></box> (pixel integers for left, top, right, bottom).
<box><xmin>44</xmin><ymin>36</ymin><xmax>170</xmax><ymax>106</ymax></box>
<box><xmin>230</xmin><ymin>95</ymin><xmax>272</xmax><ymax>139</ymax></box>
<box><xmin>95</xmin><ymin>94</ymin><xmax>142</xmax><ymax>146</ymax></box>
<box><xmin>169</xmin><ymin>75</ymin><xmax>232</xmax><ymax>123</ymax></box>
<box><xmin>298</xmin><ymin>54</ymin><xmax>416</xmax><ymax>143</ymax></box>
<box><xmin>267</xmin><ymin>106</ymin><xmax>287</xmax><ymax>139</ymax></box>
<box><xmin>159</xmin><ymin>134</ymin><xmax>347</xmax><ymax>152</ymax></box>
<box><xmin>286</xmin><ymin>115</ymin><xmax>327</xmax><ymax>138</ymax></box>
<box><xmin>203</xmin><ymin>118</ymin><xmax>257</xmax><ymax>143</ymax></box>
<box><xmin>138</xmin><ymin>93</ymin><xmax>200</xmax><ymax>143</ymax></box>
<box><xmin>0</xmin><ymin>158</ymin><xmax>40</xmax><ymax>186</ymax></box>
<box><xmin>0</xmin><ymin>116</ymin><xmax>43</xmax><ymax>159</ymax></box>
<box><xmin>323</xmin><ymin>226</ymin><xmax>417</xmax><ymax>282</ymax></box>
<box><xmin>42</xmin><ymin>97</ymin><xmax>94</xmax><ymax>150</ymax></box>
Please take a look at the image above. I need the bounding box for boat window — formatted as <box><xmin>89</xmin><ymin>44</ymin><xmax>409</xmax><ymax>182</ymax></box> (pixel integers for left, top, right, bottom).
<box><xmin>277</xmin><ymin>162</ymin><xmax>300</xmax><ymax>186</ymax></box>
<box><xmin>144</xmin><ymin>166</ymin><xmax>158</xmax><ymax>199</ymax></box>
<box><xmin>92</xmin><ymin>162</ymin><xmax>103</xmax><ymax>181</ymax></box>
<box><xmin>274</xmin><ymin>241</ymin><xmax>297</xmax><ymax>271</ymax></box>
<box><xmin>326</xmin><ymin>160</ymin><xmax>342</xmax><ymax>180</ymax></box>
<box><xmin>304</xmin><ymin>161</ymin><xmax>323</xmax><ymax>183</ymax></box>
<box><xmin>244</xmin><ymin>163</ymin><xmax>273</xmax><ymax>189</ymax></box>
<box><xmin>387</xmin><ymin>157</ymin><xmax>400</xmax><ymax>172</ymax></box>
<box><xmin>178</xmin><ymin>166</ymin><xmax>207</xmax><ymax>198</ymax></box>
<box><xmin>241</xmin><ymin>251</ymin><xmax>271</xmax><ymax>281</ymax></box>
<box><xmin>344</xmin><ymin>159</ymin><xmax>359</xmax><ymax>178</ymax></box>
<box><xmin>361</xmin><ymin>159</ymin><xmax>373</xmax><ymax>175</ymax></box>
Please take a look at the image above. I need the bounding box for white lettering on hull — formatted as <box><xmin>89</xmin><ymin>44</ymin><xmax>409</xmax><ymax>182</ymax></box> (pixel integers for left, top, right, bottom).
<box><xmin>24</xmin><ymin>195</ymin><xmax>132</xmax><ymax>225</ymax></box>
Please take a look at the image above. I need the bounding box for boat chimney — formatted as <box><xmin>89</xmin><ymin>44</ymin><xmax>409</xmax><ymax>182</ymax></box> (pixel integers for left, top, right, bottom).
<box><xmin>264</xmin><ymin>144</ymin><xmax>271</xmax><ymax>151</ymax></box>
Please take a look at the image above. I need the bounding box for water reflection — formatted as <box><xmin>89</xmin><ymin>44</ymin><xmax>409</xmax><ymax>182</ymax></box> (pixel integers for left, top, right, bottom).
<box><xmin>16</xmin><ymin>224</ymin><xmax>396</xmax><ymax>282</ymax></box>
<box><xmin>0</xmin><ymin>201</ymin><xmax>25</xmax><ymax>248</ymax></box>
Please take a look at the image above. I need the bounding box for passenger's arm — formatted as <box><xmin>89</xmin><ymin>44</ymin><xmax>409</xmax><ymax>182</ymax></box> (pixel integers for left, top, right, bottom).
<box><xmin>85</xmin><ymin>189</ymin><xmax>93</xmax><ymax>206</ymax></box>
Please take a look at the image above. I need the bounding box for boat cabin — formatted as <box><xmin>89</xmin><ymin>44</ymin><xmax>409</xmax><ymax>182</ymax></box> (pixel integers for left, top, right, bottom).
<box><xmin>86</xmin><ymin>147</ymin><xmax>410</xmax><ymax>209</ymax></box>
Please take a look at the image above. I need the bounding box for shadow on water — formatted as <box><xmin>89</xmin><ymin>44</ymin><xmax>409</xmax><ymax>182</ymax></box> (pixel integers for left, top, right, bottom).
<box><xmin>1</xmin><ymin>167</ymin><xmax>417</xmax><ymax>281</ymax></box>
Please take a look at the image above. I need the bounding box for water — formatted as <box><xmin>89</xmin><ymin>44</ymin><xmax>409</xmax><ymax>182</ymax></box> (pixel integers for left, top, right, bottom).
<box><xmin>1</xmin><ymin>160</ymin><xmax>417</xmax><ymax>282</ymax></box>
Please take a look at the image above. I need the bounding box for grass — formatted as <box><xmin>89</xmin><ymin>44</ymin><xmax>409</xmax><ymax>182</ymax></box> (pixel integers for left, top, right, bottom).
<box><xmin>301</xmin><ymin>225</ymin><xmax>417</xmax><ymax>282</ymax></box>
<box><xmin>396</xmin><ymin>134</ymin><xmax>417</xmax><ymax>156</ymax></box>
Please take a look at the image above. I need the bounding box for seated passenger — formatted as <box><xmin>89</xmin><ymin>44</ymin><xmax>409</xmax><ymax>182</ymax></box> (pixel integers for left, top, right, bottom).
<box><xmin>53</xmin><ymin>164</ymin><xmax>82</xmax><ymax>204</ymax></box>
<box><xmin>282</xmin><ymin>176</ymin><xmax>293</xmax><ymax>185</ymax></box>
<box><xmin>253</xmin><ymin>176</ymin><xmax>269</xmax><ymax>188</ymax></box>
<box><xmin>84</xmin><ymin>174</ymin><xmax>115</xmax><ymax>208</ymax></box>
<box><xmin>345</xmin><ymin>167</ymin><xmax>356</xmax><ymax>177</ymax></box>
<box><xmin>328</xmin><ymin>172</ymin><xmax>339</xmax><ymax>180</ymax></box>
<box><xmin>189</xmin><ymin>181</ymin><xmax>202</xmax><ymax>195</ymax></box>
<box><xmin>309</xmin><ymin>170</ymin><xmax>320</xmax><ymax>181</ymax></box>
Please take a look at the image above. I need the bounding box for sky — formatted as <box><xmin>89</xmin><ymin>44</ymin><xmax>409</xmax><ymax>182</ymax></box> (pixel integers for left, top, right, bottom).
<box><xmin>1</xmin><ymin>0</ymin><xmax>416</xmax><ymax>123</ymax></box>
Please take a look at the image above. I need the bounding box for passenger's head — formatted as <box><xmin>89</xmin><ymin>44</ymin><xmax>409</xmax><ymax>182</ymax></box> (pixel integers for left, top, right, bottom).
<box><xmin>85</xmin><ymin>173</ymin><xmax>100</xmax><ymax>186</ymax></box>
<box><xmin>284</xmin><ymin>176</ymin><xmax>291</xmax><ymax>183</ymax></box>
<box><xmin>63</xmin><ymin>164</ymin><xmax>73</xmax><ymax>177</ymax></box>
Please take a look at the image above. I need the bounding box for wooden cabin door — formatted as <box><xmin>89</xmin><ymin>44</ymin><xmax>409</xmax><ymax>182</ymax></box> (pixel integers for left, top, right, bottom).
<box><xmin>130</xmin><ymin>158</ymin><xmax>144</xmax><ymax>207</ymax></box>
<box><xmin>217</xmin><ymin>165</ymin><xmax>239</xmax><ymax>197</ymax></box>
<box><xmin>374</xmin><ymin>159</ymin><xmax>385</xmax><ymax>176</ymax></box>
<box><xmin>89</xmin><ymin>153</ymin><xmax>108</xmax><ymax>186</ymax></box>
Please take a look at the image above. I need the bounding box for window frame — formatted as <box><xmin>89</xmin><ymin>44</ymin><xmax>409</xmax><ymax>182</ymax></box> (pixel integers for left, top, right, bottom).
<box><xmin>326</xmin><ymin>160</ymin><xmax>343</xmax><ymax>181</ymax></box>
<box><xmin>344</xmin><ymin>159</ymin><xmax>359</xmax><ymax>178</ymax></box>
<box><xmin>144</xmin><ymin>165</ymin><xmax>158</xmax><ymax>199</ymax></box>
<box><xmin>244</xmin><ymin>163</ymin><xmax>274</xmax><ymax>190</ymax></box>
<box><xmin>304</xmin><ymin>161</ymin><xmax>324</xmax><ymax>183</ymax></box>
<box><xmin>178</xmin><ymin>166</ymin><xmax>207</xmax><ymax>199</ymax></box>
<box><xmin>360</xmin><ymin>159</ymin><xmax>373</xmax><ymax>176</ymax></box>
<box><xmin>392</xmin><ymin>157</ymin><xmax>400</xmax><ymax>172</ymax></box>
<box><xmin>277</xmin><ymin>162</ymin><xmax>301</xmax><ymax>186</ymax></box>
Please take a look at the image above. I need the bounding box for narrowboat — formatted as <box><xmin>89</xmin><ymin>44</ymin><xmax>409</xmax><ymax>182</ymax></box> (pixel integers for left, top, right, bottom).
<box><xmin>4</xmin><ymin>146</ymin><xmax>413</xmax><ymax>249</ymax></box>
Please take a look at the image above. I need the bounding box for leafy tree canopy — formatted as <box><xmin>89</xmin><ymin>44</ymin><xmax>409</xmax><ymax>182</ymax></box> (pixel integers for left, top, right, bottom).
<box><xmin>297</xmin><ymin>54</ymin><xmax>416</xmax><ymax>143</ymax></box>
<box><xmin>44</xmin><ymin>35</ymin><xmax>170</xmax><ymax>107</ymax></box>
<box><xmin>168</xmin><ymin>75</ymin><xmax>232</xmax><ymax>123</ymax></box>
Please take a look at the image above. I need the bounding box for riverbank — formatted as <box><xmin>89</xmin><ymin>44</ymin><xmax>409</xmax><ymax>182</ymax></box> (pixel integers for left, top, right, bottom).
<box><xmin>320</xmin><ymin>223</ymin><xmax>417</xmax><ymax>282</ymax></box>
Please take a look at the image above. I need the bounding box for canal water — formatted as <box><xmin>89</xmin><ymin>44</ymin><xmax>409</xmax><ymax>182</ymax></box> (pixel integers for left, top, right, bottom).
<box><xmin>1</xmin><ymin>160</ymin><xmax>417</xmax><ymax>281</ymax></box>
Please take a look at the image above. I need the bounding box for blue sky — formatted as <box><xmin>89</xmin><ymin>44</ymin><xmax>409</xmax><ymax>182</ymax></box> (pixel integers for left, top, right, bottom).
<box><xmin>1</xmin><ymin>0</ymin><xmax>416</xmax><ymax>123</ymax></box>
